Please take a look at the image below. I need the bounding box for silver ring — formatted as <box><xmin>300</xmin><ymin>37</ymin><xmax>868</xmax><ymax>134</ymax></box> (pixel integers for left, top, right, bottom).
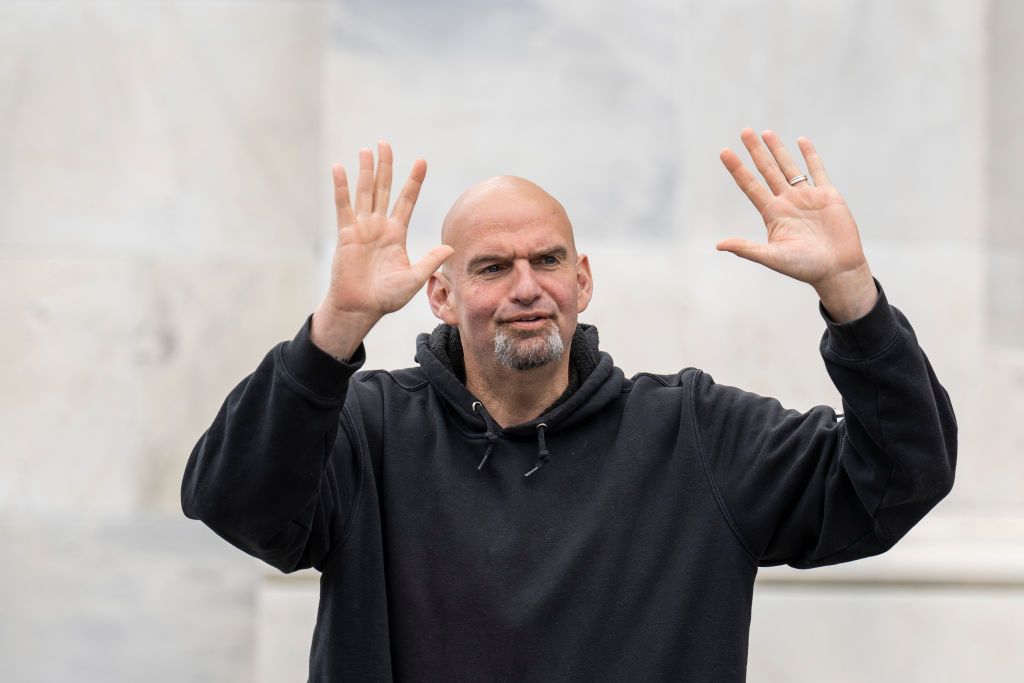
<box><xmin>787</xmin><ymin>174</ymin><xmax>809</xmax><ymax>186</ymax></box>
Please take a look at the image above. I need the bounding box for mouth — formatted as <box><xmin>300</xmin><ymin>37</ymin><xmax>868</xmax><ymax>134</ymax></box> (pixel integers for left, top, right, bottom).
<box><xmin>501</xmin><ymin>314</ymin><xmax>553</xmax><ymax>330</ymax></box>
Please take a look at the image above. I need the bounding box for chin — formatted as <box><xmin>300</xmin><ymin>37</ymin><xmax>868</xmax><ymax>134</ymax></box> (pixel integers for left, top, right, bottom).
<box><xmin>493</xmin><ymin>324</ymin><xmax>565</xmax><ymax>371</ymax></box>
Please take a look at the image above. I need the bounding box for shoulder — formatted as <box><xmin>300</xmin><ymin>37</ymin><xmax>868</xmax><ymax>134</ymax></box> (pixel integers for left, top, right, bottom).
<box><xmin>615</xmin><ymin>368</ymin><xmax>708</xmax><ymax>416</ymax></box>
<box><xmin>341</xmin><ymin>366</ymin><xmax>438</xmax><ymax>448</ymax></box>
<box><xmin>623</xmin><ymin>367</ymin><xmax>774</xmax><ymax>417</ymax></box>
<box><xmin>625</xmin><ymin>367</ymin><xmax>705</xmax><ymax>393</ymax></box>
<box><xmin>352</xmin><ymin>366</ymin><xmax>430</xmax><ymax>393</ymax></box>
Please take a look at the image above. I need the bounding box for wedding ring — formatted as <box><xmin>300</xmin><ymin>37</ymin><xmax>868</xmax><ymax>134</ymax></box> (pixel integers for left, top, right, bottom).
<box><xmin>787</xmin><ymin>174</ymin><xmax>809</xmax><ymax>186</ymax></box>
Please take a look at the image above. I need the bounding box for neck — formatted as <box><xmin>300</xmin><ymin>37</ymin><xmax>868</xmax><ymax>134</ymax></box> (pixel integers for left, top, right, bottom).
<box><xmin>464</xmin><ymin>355</ymin><xmax>570</xmax><ymax>428</ymax></box>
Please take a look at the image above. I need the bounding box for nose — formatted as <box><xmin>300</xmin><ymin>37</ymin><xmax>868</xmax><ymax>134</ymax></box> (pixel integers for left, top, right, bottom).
<box><xmin>510</xmin><ymin>259</ymin><xmax>541</xmax><ymax>304</ymax></box>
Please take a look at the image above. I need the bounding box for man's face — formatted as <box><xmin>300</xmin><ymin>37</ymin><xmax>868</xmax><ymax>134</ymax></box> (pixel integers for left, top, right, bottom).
<box><xmin>428</xmin><ymin>178</ymin><xmax>592</xmax><ymax>377</ymax></box>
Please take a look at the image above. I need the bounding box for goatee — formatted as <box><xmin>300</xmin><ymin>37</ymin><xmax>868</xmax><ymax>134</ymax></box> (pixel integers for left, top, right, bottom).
<box><xmin>493</xmin><ymin>323</ymin><xmax>565</xmax><ymax>371</ymax></box>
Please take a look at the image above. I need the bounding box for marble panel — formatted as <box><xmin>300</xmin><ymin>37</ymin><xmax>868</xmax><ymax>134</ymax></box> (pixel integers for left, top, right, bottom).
<box><xmin>0</xmin><ymin>257</ymin><xmax>143</xmax><ymax>516</ymax></box>
<box><xmin>987</xmin><ymin>0</ymin><xmax>1024</xmax><ymax>348</ymax></box>
<box><xmin>323</xmin><ymin>0</ymin><xmax>681</xmax><ymax>247</ymax></box>
<box><xmin>749</xmin><ymin>586</ymin><xmax>1024</xmax><ymax>683</ymax></box>
<box><xmin>0</xmin><ymin>0</ymin><xmax>325</xmax><ymax>259</ymax></box>
<box><xmin>964</xmin><ymin>346</ymin><xmax>1024</xmax><ymax>511</ymax></box>
<box><xmin>132</xmin><ymin>257</ymin><xmax>319</xmax><ymax>515</ymax></box>
<box><xmin>987</xmin><ymin>251</ymin><xmax>1024</xmax><ymax>348</ymax></box>
<box><xmin>255</xmin><ymin>573</ymin><xmax>320</xmax><ymax>683</ymax></box>
<box><xmin>677</xmin><ymin>0</ymin><xmax>986</xmax><ymax>247</ymax></box>
<box><xmin>755</xmin><ymin>514</ymin><xmax>1024</xmax><ymax>586</ymax></box>
<box><xmin>0</xmin><ymin>255</ymin><xmax>317</xmax><ymax>516</ymax></box>
<box><xmin>323</xmin><ymin>1</ymin><xmax>984</xmax><ymax>251</ymax></box>
<box><xmin>0</xmin><ymin>515</ymin><xmax>262</xmax><ymax>683</ymax></box>
<box><xmin>989</xmin><ymin>0</ymin><xmax>1024</xmax><ymax>251</ymax></box>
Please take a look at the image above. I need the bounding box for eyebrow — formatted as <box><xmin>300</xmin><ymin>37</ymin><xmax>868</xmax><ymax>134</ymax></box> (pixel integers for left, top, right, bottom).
<box><xmin>466</xmin><ymin>246</ymin><xmax>570</xmax><ymax>273</ymax></box>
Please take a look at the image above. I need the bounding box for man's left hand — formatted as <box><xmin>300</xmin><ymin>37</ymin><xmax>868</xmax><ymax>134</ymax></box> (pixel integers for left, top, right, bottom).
<box><xmin>718</xmin><ymin>128</ymin><xmax>878</xmax><ymax>322</ymax></box>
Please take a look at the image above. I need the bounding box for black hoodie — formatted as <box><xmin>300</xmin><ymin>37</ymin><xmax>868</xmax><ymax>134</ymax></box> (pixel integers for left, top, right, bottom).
<box><xmin>182</xmin><ymin>284</ymin><xmax>956</xmax><ymax>681</ymax></box>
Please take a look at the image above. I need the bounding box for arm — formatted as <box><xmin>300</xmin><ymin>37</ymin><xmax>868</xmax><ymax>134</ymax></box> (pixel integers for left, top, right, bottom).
<box><xmin>701</xmin><ymin>129</ymin><xmax>957</xmax><ymax>566</ymax></box>
<box><xmin>181</xmin><ymin>142</ymin><xmax>452</xmax><ymax>572</ymax></box>
<box><xmin>694</xmin><ymin>284</ymin><xmax>956</xmax><ymax>567</ymax></box>
<box><xmin>181</xmin><ymin>321</ymin><xmax>365</xmax><ymax>573</ymax></box>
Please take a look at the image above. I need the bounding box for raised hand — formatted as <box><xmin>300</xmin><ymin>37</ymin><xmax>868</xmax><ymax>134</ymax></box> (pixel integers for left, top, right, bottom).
<box><xmin>312</xmin><ymin>141</ymin><xmax>454</xmax><ymax>360</ymax></box>
<box><xmin>717</xmin><ymin>128</ymin><xmax>877</xmax><ymax>322</ymax></box>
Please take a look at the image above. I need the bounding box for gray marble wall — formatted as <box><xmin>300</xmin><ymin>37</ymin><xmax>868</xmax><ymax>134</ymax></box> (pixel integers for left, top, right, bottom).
<box><xmin>989</xmin><ymin>0</ymin><xmax>1024</xmax><ymax>347</ymax></box>
<box><xmin>1</xmin><ymin>1</ymin><xmax>326</xmax><ymax>680</ymax></box>
<box><xmin>1</xmin><ymin>0</ymin><xmax>1021</xmax><ymax>681</ymax></box>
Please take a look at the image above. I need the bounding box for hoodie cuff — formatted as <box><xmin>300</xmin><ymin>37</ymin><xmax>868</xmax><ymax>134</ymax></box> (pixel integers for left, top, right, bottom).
<box><xmin>279</xmin><ymin>314</ymin><xmax>367</xmax><ymax>401</ymax></box>
<box><xmin>819</xmin><ymin>279</ymin><xmax>901</xmax><ymax>360</ymax></box>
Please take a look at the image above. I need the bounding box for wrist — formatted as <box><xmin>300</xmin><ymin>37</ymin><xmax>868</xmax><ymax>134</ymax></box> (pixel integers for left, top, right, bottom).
<box><xmin>814</xmin><ymin>264</ymin><xmax>877</xmax><ymax>323</ymax></box>
<box><xmin>310</xmin><ymin>302</ymin><xmax>380</xmax><ymax>361</ymax></box>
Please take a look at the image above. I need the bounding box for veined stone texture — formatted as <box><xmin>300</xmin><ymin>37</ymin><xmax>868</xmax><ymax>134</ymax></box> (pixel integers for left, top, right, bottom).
<box><xmin>0</xmin><ymin>516</ymin><xmax>264</xmax><ymax>683</ymax></box>
<box><xmin>988</xmin><ymin>0</ymin><xmax>1024</xmax><ymax>346</ymax></box>
<box><xmin>1</xmin><ymin>0</ymin><xmax>1021</xmax><ymax>681</ymax></box>
<box><xmin>1</xmin><ymin>1</ymin><xmax>326</xmax><ymax>680</ymax></box>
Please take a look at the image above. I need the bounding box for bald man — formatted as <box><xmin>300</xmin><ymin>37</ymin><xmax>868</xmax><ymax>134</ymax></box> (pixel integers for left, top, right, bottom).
<box><xmin>182</xmin><ymin>136</ymin><xmax>956</xmax><ymax>682</ymax></box>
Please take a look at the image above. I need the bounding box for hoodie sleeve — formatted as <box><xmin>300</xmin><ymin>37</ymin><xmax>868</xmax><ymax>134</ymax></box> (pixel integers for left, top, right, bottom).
<box><xmin>693</xmin><ymin>283</ymin><xmax>957</xmax><ymax>568</ymax></box>
<box><xmin>181</xmin><ymin>315</ymin><xmax>366</xmax><ymax>574</ymax></box>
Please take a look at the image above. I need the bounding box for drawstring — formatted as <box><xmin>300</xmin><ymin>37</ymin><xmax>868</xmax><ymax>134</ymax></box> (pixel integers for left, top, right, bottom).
<box><xmin>478</xmin><ymin>431</ymin><xmax>498</xmax><ymax>470</ymax></box>
<box><xmin>472</xmin><ymin>402</ymin><xmax>497</xmax><ymax>470</ymax></box>
<box><xmin>523</xmin><ymin>423</ymin><xmax>550</xmax><ymax>478</ymax></box>
<box><xmin>471</xmin><ymin>403</ymin><xmax>553</xmax><ymax>477</ymax></box>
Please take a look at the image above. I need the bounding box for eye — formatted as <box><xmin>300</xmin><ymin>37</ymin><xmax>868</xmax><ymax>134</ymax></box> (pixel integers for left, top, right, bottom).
<box><xmin>480</xmin><ymin>264</ymin><xmax>503</xmax><ymax>275</ymax></box>
<box><xmin>541</xmin><ymin>255</ymin><xmax>560</xmax><ymax>265</ymax></box>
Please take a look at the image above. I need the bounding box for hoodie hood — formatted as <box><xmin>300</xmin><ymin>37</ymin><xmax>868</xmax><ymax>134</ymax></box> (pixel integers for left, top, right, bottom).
<box><xmin>414</xmin><ymin>323</ymin><xmax>625</xmax><ymax>438</ymax></box>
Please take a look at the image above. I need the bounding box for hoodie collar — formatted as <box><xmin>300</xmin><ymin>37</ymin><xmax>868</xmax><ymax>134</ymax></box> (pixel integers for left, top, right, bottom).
<box><xmin>424</xmin><ymin>323</ymin><xmax>601</xmax><ymax>410</ymax></box>
<box><xmin>414</xmin><ymin>323</ymin><xmax>621</xmax><ymax>436</ymax></box>
<box><xmin>414</xmin><ymin>323</ymin><xmax>624</xmax><ymax>476</ymax></box>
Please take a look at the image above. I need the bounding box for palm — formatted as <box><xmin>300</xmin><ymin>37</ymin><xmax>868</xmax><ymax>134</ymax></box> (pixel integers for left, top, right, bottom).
<box><xmin>333</xmin><ymin>216</ymin><xmax>420</xmax><ymax>314</ymax></box>
<box><xmin>758</xmin><ymin>186</ymin><xmax>863</xmax><ymax>284</ymax></box>
<box><xmin>718</xmin><ymin>129</ymin><xmax>867</xmax><ymax>288</ymax></box>
<box><xmin>326</xmin><ymin>144</ymin><xmax>453</xmax><ymax>318</ymax></box>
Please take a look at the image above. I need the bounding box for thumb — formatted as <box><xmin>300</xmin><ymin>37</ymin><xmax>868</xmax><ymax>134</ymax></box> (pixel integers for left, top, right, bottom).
<box><xmin>716</xmin><ymin>238</ymin><xmax>775</xmax><ymax>269</ymax></box>
<box><xmin>411</xmin><ymin>245</ymin><xmax>455</xmax><ymax>283</ymax></box>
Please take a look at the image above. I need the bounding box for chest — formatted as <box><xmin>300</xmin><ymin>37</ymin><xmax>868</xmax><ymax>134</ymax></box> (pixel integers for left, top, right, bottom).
<box><xmin>376</xmin><ymin>415</ymin><xmax>743</xmax><ymax>622</ymax></box>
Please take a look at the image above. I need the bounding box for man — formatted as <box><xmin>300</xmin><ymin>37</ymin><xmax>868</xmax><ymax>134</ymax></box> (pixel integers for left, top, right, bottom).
<box><xmin>182</xmin><ymin>130</ymin><xmax>956</xmax><ymax>681</ymax></box>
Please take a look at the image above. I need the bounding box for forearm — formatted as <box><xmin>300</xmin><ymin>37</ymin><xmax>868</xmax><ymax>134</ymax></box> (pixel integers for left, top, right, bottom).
<box><xmin>814</xmin><ymin>262</ymin><xmax>878</xmax><ymax>324</ymax></box>
<box><xmin>181</xmin><ymin>316</ymin><xmax>364</xmax><ymax>566</ymax></box>
<box><xmin>817</xmin><ymin>284</ymin><xmax>957</xmax><ymax>551</ymax></box>
<box><xmin>697</xmin><ymin>283</ymin><xmax>956</xmax><ymax>568</ymax></box>
<box><xmin>311</xmin><ymin>300</ymin><xmax>381</xmax><ymax>361</ymax></box>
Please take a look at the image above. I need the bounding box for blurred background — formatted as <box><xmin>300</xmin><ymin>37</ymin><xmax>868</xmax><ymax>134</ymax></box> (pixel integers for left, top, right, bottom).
<box><xmin>1</xmin><ymin>0</ymin><xmax>1022</xmax><ymax>680</ymax></box>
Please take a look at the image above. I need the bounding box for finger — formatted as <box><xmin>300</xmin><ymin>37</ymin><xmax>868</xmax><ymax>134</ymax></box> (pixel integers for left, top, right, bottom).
<box><xmin>797</xmin><ymin>137</ymin><xmax>832</xmax><ymax>187</ymax></box>
<box><xmin>761</xmin><ymin>130</ymin><xmax>810</xmax><ymax>188</ymax></box>
<box><xmin>331</xmin><ymin>163</ymin><xmax>355</xmax><ymax>227</ymax></box>
<box><xmin>715</xmin><ymin>238</ymin><xmax>779</xmax><ymax>270</ymax></box>
<box><xmin>740</xmin><ymin>127</ymin><xmax>788</xmax><ymax>194</ymax></box>
<box><xmin>390</xmin><ymin>158</ymin><xmax>428</xmax><ymax>227</ymax></box>
<box><xmin>373</xmin><ymin>140</ymin><xmax>393</xmax><ymax>215</ymax></box>
<box><xmin>354</xmin><ymin>148</ymin><xmax>374</xmax><ymax>215</ymax></box>
<box><xmin>410</xmin><ymin>245</ymin><xmax>455</xmax><ymax>284</ymax></box>
<box><xmin>720</xmin><ymin>148</ymin><xmax>772</xmax><ymax>213</ymax></box>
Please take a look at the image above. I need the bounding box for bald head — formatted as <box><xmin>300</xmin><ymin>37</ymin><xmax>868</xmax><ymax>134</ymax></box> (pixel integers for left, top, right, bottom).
<box><xmin>425</xmin><ymin>174</ymin><xmax>595</xmax><ymax>379</ymax></box>
<box><xmin>441</xmin><ymin>176</ymin><xmax>574</xmax><ymax>251</ymax></box>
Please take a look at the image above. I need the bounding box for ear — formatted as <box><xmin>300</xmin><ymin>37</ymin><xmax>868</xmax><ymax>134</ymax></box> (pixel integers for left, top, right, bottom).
<box><xmin>427</xmin><ymin>271</ymin><xmax>459</xmax><ymax>325</ymax></box>
<box><xmin>575</xmin><ymin>254</ymin><xmax>593</xmax><ymax>313</ymax></box>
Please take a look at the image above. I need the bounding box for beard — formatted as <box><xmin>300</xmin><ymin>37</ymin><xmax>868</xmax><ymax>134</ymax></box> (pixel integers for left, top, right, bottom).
<box><xmin>493</xmin><ymin>321</ymin><xmax>565</xmax><ymax>371</ymax></box>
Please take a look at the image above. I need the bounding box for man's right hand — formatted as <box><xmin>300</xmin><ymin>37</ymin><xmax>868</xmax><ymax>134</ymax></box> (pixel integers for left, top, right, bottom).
<box><xmin>311</xmin><ymin>141</ymin><xmax>454</xmax><ymax>361</ymax></box>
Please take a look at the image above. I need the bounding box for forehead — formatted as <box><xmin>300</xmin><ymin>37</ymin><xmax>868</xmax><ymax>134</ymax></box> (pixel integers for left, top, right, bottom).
<box><xmin>446</xmin><ymin>196</ymin><xmax>575</xmax><ymax>259</ymax></box>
